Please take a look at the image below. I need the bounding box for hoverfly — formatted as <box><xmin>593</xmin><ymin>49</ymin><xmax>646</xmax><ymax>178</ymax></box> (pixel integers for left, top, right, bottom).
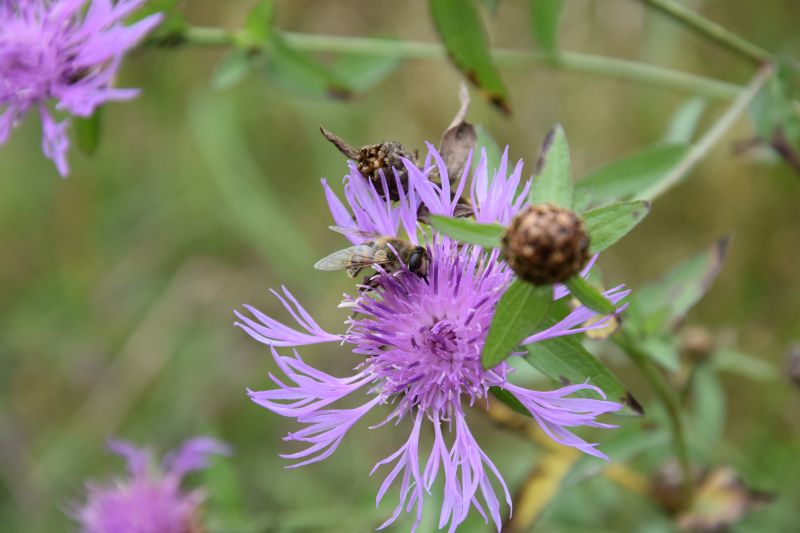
<box><xmin>313</xmin><ymin>227</ymin><xmax>429</xmax><ymax>279</ymax></box>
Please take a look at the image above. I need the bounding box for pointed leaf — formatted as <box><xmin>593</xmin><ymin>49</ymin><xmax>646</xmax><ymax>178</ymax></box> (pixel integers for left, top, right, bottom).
<box><xmin>529</xmin><ymin>0</ymin><xmax>565</xmax><ymax>52</ymax></box>
<box><xmin>73</xmin><ymin>108</ymin><xmax>103</xmax><ymax>155</ymax></box>
<box><xmin>530</xmin><ymin>124</ymin><xmax>573</xmax><ymax>207</ymax></box>
<box><xmin>489</xmin><ymin>386</ymin><xmax>531</xmax><ymax>416</ymax></box>
<box><xmin>582</xmin><ymin>200</ymin><xmax>651</xmax><ymax>253</ymax></box>
<box><xmin>663</xmin><ymin>97</ymin><xmax>707</xmax><ymax>144</ymax></box>
<box><xmin>630</xmin><ymin>237</ymin><xmax>730</xmax><ymax>335</ymax></box>
<box><xmin>262</xmin><ymin>37</ymin><xmax>351</xmax><ymax>99</ymax></box>
<box><xmin>332</xmin><ymin>48</ymin><xmax>401</xmax><ymax>92</ymax></box>
<box><xmin>211</xmin><ymin>49</ymin><xmax>256</xmax><ymax>90</ymax></box>
<box><xmin>244</xmin><ymin>0</ymin><xmax>275</xmax><ymax>44</ymax></box>
<box><xmin>483</xmin><ymin>281</ymin><xmax>553</xmax><ymax>368</ymax></box>
<box><xmin>576</xmin><ymin>144</ymin><xmax>689</xmax><ymax>202</ymax></box>
<box><xmin>428</xmin><ymin>215</ymin><xmax>505</xmax><ymax>249</ymax></box>
<box><xmin>429</xmin><ymin>0</ymin><xmax>510</xmax><ymax>113</ymax></box>
<box><xmin>565</xmin><ymin>275</ymin><xmax>615</xmax><ymax>314</ymax></box>
<box><xmin>524</xmin><ymin>332</ymin><xmax>642</xmax><ymax>415</ymax></box>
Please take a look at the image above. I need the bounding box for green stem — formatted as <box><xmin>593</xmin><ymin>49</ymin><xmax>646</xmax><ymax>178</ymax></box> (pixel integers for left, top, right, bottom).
<box><xmin>616</xmin><ymin>334</ymin><xmax>694</xmax><ymax>505</ymax></box>
<box><xmin>638</xmin><ymin>0</ymin><xmax>772</xmax><ymax>65</ymax></box>
<box><xmin>166</xmin><ymin>26</ymin><xmax>742</xmax><ymax>100</ymax></box>
<box><xmin>639</xmin><ymin>63</ymin><xmax>774</xmax><ymax>200</ymax></box>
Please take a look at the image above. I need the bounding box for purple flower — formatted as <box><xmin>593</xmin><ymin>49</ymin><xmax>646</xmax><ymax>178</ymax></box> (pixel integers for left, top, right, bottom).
<box><xmin>73</xmin><ymin>437</ymin><xmax>230</xmax><ymax>533</ymax></box>
<box><xmin>238</xmin><ymin>146</ymin><xmax>627</xmax><ymax>531</ymax></box>
<box><xmin>0</xmin><ymin>0</ymin><xmax>162</xmax><ymax>176</ymax></box>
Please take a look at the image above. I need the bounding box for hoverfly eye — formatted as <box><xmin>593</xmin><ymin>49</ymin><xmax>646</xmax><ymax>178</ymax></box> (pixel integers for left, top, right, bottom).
<box><xmin>408</xmin><ymin>251</ymin><xmax>423</xmax><ymax>273</ymax></box>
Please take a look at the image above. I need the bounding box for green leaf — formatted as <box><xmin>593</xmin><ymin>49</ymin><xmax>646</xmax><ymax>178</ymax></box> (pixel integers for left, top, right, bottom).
<box><xmin>749</xmin><ymin>60</ymin><xmax>800</xmax><ymax>158</ymax></box>
<box><xmin>582</xmin><ymin>200</ymin><xmax>651</xmax><ymax>253</ymax></box>
<box><xmin>482</xmin><ymin>281</ymin><xmax>553</xmax><ymax>368</ymax></box>
<box><xmin>211</xmin><ymin>49</ymin><xmax>257</xmax><ymax>90</ymax></box>
<box><xmin>262</xmin><ymin>36</ymin><xmax>351</xmax><ymax>99</ymax></box>
<box><xmin>73</xmin><ymin>108</ymin><xmax>103</xmax><ymax>156</ymax></box>
<box><xmin>489</xmin><ymin>386</ymin><xmax>530</xmax><ymax>416</ymax></box>
<box><xmin>565</xmin><ymin>275</ymin><xmax>616</xmax><ymax>315</ymax></box>
<box><xmin>714</xmin><ymin>347</ymin><xmax>778</xmax><ymax>381</ymax></box>
<box><xmin>576</xmin><ymin>144</ymin><xmax>688</xmax><ymax>203</ymax></box>
<box><xmin>529</xmin><ymin>0</ymin><xmax>565</xmax><ymax>52</ymax></box>
<box><xmin>530</xmin><ymin>124</ymin><xmax>573</xmax><ymax>207</ymax></box>
<box><xmin>663</xmin><ymin>97</ymin><xmax>707</xmax><ymax>144</ymax></box>
<box><xmin>524</xmin><ymin>332</ymin><xmax>642</xmax><ymax>415</ymax></box>
<box><xmin>630</xmin><ymin>237</ymin><xmax>730</xmax><ymax>335</ymax></box>
<box><xmin>332</xmin><ymin>49</ymin><xmax>402</xmax><ymax>92</ymax></box>
<box><xmin>428</xmin><ymin>215</ymin><xmax>505</xmax><ymax>249</ymax></box>
<box><xmin>429</xmin><ymin>0</ymin><xmax>510</xmax><ymax>113</ymax></box>
<box><xmin>687</xmin><ymin>365</ymin><xmax>726</xmax><ymax>455</ymax></box>
<box><xmin>474</xmin><ymin>124</ymin><xmax>503</xmax><ymax>173</ymax></box>
<box><xmin>244</xmin><ymin>0</ymin><xmax>275</xmax><ymax>44</ymax></box>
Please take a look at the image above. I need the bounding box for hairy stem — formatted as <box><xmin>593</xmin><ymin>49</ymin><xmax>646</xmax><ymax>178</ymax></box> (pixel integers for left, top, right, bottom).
<box><xmin>615</xmin><ymin>333</ymin><xmax>694</xmax><ymax>505</ymax></box>
<box><xmin>639</xmin><ymin>64</ymin><xmax>774</xmax><ymax>200</ymax></box>
<box><xmin>638</xmin><ymin>0</ymin><xmax>772</xmax><ymax>65</ymax></box>
<box><xmin>165</xmin><ymin>26</ymin><xmax>742</xmax><ymax>100</ymax></box>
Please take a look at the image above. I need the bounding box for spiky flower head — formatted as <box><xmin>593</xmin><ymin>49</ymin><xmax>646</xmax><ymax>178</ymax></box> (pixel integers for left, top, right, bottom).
<box><xmin>237</xmin><ymin>144</ymin><xmax>628</xmax><ymax>531</ymax></box>
<box><xmin>73</xmin><ymin>437</ymin><xmax>230</xmax><ymax>533</ymax></box>
<box><xmin>0</xmin><ymin>0</ymin><xmax>162</xmax><ymax>175</ymax></box>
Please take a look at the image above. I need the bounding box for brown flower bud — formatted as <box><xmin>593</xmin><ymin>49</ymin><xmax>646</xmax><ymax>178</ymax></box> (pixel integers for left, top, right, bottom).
<box><xmin>356</xmin><ymin>141</ymin><xmax>416</xmax><ymax>201</ymax></box>
<box><xmin>320</xmin><ymin>127</ymin><xmax>415</xmax><ymax>201</ymax></box>
<box><xmin>502</xmin><ymin>204</ymin><xmax>590</xmax><ymax>285</ymax></box>
<box><xmin>680</xmin><ymin>326</ymin><xmax>715</xmax><ymax>364</ymax></box>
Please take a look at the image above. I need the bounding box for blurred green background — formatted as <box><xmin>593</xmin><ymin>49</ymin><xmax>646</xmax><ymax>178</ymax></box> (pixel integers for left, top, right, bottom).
<box><xmin>1</xmin><ymin>0</ymin><xmax>799</xmax><ymax>531</ymax></box>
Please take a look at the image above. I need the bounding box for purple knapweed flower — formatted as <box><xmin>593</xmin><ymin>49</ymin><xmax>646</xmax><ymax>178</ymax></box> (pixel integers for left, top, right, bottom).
<box><xmin>73</xmin><ymin>437</ymin><xmax>230</xmax><ymax>533</ymax></box>
<box><xmin>0</xmin><ymin>0</ymin><xmax>162</xmax><ymax>176</ymax></box>
<box><xmin>237</xmin><ymin>144</ymin><xmax>628</xmax><ymax>531</ymax></box>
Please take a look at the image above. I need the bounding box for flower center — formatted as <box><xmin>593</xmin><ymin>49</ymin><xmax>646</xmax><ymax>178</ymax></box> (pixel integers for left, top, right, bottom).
<box><xmin>419</xmin><ymin>319</ymin><xmax>460</xmax><ymax>360</ymax></box>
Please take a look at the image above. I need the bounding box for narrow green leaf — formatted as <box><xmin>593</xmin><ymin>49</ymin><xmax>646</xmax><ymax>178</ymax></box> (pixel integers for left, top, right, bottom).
<box><xmin>529</xmin><ymin>0</ymin><xmax>565</xmax><ymax>52</ymax></box>
<box><xmin>524</xmin><ymin>332</ymin><xmax>642</xmax><ymax>415</ymax></box>
<box><xmin>429</xmin><ymin>0</ymin><xmax>510</xmax><ymax>113</ymax></box>
<box><xmin>582</xmin><ymin>200</ymin><xmax>651</xmax><ymax>253</ymax></box>
<box><xmin>687</xmin><ymin>365</ymin><xmax>726</xmax><ymax>454</ymax></box>
<box><xmin>530</xmin><ymin>124</ymin><xmax>573</xmax><ymax>207</ymax></box>
<box><xmin>262</xmin><ymin>36</ymin><xmax>351</xmax><ymax>99</ymax></box>
<box><xmin>428</xmin><ymin>215</ymin><xmax>505</xmax><ymax>249</ymax></box>
<box><xmin>474</xmin><ymin>124</ymin><xmax>503</xmax><ymax>173</ymax></box>
<box><xmin>663</xmin><ymin>97</ymin><xmax>707</xmax><ymax>144</ymax></box>
<box><xmin>482</xmin><ymin>281</ymin><xmax>553</xmax><ymax>368</ymax></box>
<box><xmin>244</xmin><ymin>0</ymin><xmax>275</xmax><ymax>43</ymax></box>
<box><xmin>565</xmin><ymin>275</ymin><xmax>616</xmax><ymax>314</ymax></box>
<box><xmin>211</xmin><ymin>49</ymin><xmax>256</xmax><ymax>90</ymax></box>
<box><xmin>489</xmin><ymin>386</ymin><xmax>530</xmax><ymax>416</ymax></box>
<box><xmin>630</xmin><ymin>237</ymin><xmax>730</xmax><ymax>335</ymax></box>
<box><xmin>332</xmin><ymin>49</ymin><xmax>402</xmax><ymax>92</ymax></box>
<box><xmin>73</xmin><ymin>108</ymin><xmax>103</xmax><ymax>156</ymax></box>
<box><xmin>714</xmin><ymin>347</ymin><xmax>778</xmax><ymax>381</ymax></box>
<box><xmin>576</xmin><ymin>144</ymin><xmax>689</xmax><ymax>202</ymax></box>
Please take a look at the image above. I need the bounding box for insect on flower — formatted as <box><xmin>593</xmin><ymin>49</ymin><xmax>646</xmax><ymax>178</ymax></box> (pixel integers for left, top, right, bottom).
<box><xmin>237</xmin><ymin>133</ymin><xmax>631</xmax><ymax>531</ymax></box>
<box><xmin>314</xmin><ymin>226</ymin><xmax>430</xmax><ymax>279</ymax></box>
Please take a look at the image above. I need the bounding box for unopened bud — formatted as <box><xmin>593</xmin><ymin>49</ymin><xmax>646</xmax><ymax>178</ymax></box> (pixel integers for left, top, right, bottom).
<box><xmin>681</xmin><ymin>326</ymin><xmax>715</xmax><ymax>363</ymax></box>
<box><xmin>502</xmin><ymin>204</ymin><xmax>590</xmax><ymax>285</ymax></box>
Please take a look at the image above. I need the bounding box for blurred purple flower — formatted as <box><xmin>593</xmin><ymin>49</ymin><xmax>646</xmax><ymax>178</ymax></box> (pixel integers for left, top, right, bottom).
<box><xmin>0</xmin><ymin>0</ymin><xmax>162</xmax><ymax>176</ymax></box>
<box><xmin>73</xmin><ymin>437</ymin><xmax>230</xmax><ymax>533</ymax></box>
<box><xmin>237</xmin><ymin>147</ymin><xmax>626</xmax><ymax>532</ymax></box>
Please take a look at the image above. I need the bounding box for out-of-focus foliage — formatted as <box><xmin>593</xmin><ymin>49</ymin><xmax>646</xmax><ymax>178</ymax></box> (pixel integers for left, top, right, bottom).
<box><xmin>1</xmin><ymin>1</ymin><xmax>799</xmax><ymax>532</ymax></box>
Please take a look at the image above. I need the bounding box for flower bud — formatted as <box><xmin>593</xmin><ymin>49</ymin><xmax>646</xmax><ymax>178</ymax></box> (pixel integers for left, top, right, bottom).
<box><xmin>680</xmin><ymin>326</ymin><xmax>715</xmax><ymax>364</ymax></box>
<box><xmin>502</xmin><ymin>204</ymin><xmax>590</xmax><ymax>285</ymax></box>
<box><xmin>320</xmin><ymin>127</ymin><xmax>415</xmax><ymax>201</ymax></box>
<box><xmin>357</xmin><ymin>141</ymin><xmax>416</xmax><ymax>201</ymax></box>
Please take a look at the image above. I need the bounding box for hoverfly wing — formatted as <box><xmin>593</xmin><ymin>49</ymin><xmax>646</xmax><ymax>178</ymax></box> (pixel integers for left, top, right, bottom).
<box><xmin>314</xmin><ymin>245</ymin><xmax>369</xmax><ymax>271</ymax></box>
<box><xmin>328</xmin><ymin>225</ymin><xmax>381</xmax><ymax>241</ymax></box>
